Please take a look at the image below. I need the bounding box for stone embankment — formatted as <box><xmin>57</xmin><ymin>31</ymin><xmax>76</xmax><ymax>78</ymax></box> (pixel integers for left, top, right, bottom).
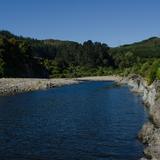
<box><xmin>121</xmin><ymin>75</ymin><xmax>160</xmax><ymax>160</ymax></box>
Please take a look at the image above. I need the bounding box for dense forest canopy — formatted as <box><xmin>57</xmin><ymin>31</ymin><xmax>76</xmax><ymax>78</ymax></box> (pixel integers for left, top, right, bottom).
<box><xmin>0</xmin><ymin>30</ymin><xmax>160</xmax><ymax>84</ymax></box>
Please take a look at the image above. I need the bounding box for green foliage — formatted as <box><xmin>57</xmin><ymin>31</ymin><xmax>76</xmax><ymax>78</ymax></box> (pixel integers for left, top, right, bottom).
<box><xmin>144</xmin><ymin>60</ymin><xmax>160</xmax><ymax>85</ymax></box>
<box><xmin>0</xmin><ymin>58</ymin><xmax>5</xmax><ymax>77</ymax></box>
<box><xmin>140</xmin><ymin>61</ymin><xmax>151</xmax><ymax>77</ymax></box>
<box><xmin>0</xmin><ymin>35</ymin><xmax>46</xmax><ymax>78</ymax></box>
<box><xmin>110</xmin><ymin>37</ymin><xmax>160</xmax><ymax>59</ymax></box>
<box><xmin>156</xmin><ymin>67</ymin><xmax>160</xmax><ymax>80</ymax></box>
<box><xmin>0</xmin><ymin>30</ymin><xmax>160</xmax><ymax>83</ymax></box>
<box><xmin>43</xmin><ymin>59</ymin><xmax>63</xmax><ymax>77</ymax></box>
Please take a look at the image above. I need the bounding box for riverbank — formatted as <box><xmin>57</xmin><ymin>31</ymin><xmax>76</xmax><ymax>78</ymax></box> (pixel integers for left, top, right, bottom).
<box><xmin>0</xmin><ymin>78</ymin><xmax>79</xmax><ymax>96</ymax></box>
<box><xmin>121</xmin><ymin>75</ymin><xmax>160</xmax><ymax>160</ymax></box>
<box><xmin>0</xmin><ymin>76</ymin><xmax>121</xmax><ymax>96</ymax></box>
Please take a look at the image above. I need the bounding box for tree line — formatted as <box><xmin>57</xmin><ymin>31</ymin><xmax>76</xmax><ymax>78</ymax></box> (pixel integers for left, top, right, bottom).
<box><xmin>0</xmin><ymin>30</ymin><xmax>160</xmax><ymax>84</ymax></box>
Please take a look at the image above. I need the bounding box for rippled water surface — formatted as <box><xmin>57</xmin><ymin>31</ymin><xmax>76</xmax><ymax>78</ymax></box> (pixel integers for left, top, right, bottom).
<box><xmin>0</xmin><ymin>81</ymin><xmax>147</xmax><ymax>160</ymax></box>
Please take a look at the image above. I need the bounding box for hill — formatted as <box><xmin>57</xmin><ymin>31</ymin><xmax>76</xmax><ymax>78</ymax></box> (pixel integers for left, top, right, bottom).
<box><xmin>110</xmin><ymin>37</ymin><xmax>160</xmax><ymax>58</ymax></box>
<box><xmin>0</xmin><ymin>30</ymin><xmax>160</xmax><ymax>83</ymax></box>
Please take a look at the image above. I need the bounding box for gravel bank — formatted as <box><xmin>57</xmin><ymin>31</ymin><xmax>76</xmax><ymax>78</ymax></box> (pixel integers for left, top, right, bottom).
<box><xmin>77</xmin><ymin>76</ymin><xmax>122</xmax><ymax>82</ymax></box>
<box><xmin>0</xmin><ymin>78</ymin><xmax>79</xmax><ymax>96</ymax></box>
<box><xmin>0</xmin><ymin>76</ymin><xmax>121</xmax><ymax>96</ymax></box>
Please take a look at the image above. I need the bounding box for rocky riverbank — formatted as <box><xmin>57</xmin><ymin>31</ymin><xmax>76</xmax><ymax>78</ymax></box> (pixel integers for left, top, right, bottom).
<box><xmin>0</xmin><ymin>78</ymin><xmax>80</xmax><ymax>96</ymax></box>
<box><xmin>121</xmin><ymin>75</ymin><xmax>160</xmax><ymax>160</ymax></box>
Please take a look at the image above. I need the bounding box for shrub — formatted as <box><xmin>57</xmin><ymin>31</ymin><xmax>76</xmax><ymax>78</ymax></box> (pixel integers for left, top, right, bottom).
<box><xmin>0</xmin><ymin>57</ymin><xmax>5</xmax><ymax>77</ymax></box>
<box><xmin>146</xmin><ymin>60</ymin><xmax>160</xmax><ymax>84</ymax></box>
<box><xmin>156</xmin><ymin>67</ymin><xmax>160</xmax><ymax>80</ymax></box>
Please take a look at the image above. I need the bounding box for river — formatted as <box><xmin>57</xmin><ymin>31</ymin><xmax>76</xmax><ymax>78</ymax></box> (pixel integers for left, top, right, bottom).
<box><xmin>0</xmin><ymin>81</ymin><xmax>147</xmax><ymax>160</ymax></box>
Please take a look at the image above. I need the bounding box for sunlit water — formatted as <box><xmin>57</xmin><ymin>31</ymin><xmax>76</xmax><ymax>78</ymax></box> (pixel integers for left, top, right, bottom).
<box><xmin>0</xmin><ymin>81</ymin><xmax>147</xmax><ymax>160</ymax></box>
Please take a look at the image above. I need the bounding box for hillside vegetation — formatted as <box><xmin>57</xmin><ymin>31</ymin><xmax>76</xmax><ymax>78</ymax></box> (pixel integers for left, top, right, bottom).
<box><xmin>0</xmin><ymin>30</ymin><xmax>160</xmax><ymax>84</ymax></box>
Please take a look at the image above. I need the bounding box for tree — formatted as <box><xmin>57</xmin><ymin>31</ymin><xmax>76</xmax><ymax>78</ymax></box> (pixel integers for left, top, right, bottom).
<box><xmin>0</xmin><ymin>57</ymin><xmax>4</xmax><ymax>77</ymax></box>
<box><xmin>156</xmin><ymin>67</ymin><xmax>160</xmax><ymax>80</ymax></box>
<box><xmin>146</xmin><ymin>60</ymin><xmax>160</xmax><ymax>84</ymax></box>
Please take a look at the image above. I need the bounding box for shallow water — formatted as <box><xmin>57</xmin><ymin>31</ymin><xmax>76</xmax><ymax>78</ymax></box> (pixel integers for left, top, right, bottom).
<box><xmin>0</xmin><ymin>81</ymin><xmax>147</xmax><ymax>160</ymax></box>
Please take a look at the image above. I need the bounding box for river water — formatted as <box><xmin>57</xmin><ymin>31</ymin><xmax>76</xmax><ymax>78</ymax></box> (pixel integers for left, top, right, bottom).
<box><xmin>0</xmin><ymin>81</ymin><xmax>147</xmax><ymax>160</ymax></box>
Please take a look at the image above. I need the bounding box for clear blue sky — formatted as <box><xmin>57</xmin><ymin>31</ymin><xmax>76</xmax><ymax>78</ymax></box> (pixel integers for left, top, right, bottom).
<box><xmin>0</xmin><ymin>0</ymin><xmax>160</xmax><ymax>46</ymax></box>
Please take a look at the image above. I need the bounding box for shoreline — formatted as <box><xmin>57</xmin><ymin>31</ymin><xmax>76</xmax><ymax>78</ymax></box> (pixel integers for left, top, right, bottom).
<box><xmin>76</xmin><ymin>76</ymin><xmax>122</xmax><ymax>82</ymax></box>
<box><xmin>0</xmin><ymin>76</ymin><xmax>121</xmax><ymax>96</ymax></box>
<box><xmin>121</xmin><ymin>75</ymin><xmax>160</xmax><ymax>160</ymax></box>
<box><xmin>0</xmin><ymin>78</ymin><xmax>79</xmax><ymax>96</ymax></box>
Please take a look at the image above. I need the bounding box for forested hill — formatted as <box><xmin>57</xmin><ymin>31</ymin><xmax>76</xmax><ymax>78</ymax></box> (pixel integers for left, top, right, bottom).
<box><xmin>0</xmin><ymin>31</ymin><xmax>113</xmax><ymax>77</ymax></box>
<box><xmin>111</xmin><ymin>37</ymin><xmax>160</xmax><ymax>58</ymax></box>
<box><xmin>0</xmin><ymin>30</ymin><xmax>160</xmax><ymax>84</ymax></box>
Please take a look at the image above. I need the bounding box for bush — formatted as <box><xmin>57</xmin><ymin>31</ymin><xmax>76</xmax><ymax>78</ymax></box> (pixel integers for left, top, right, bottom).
<box><xmin>140</xmin><ymin>61</ymin><xmax>151</xmax><ymax>77</ymax></box>
<box><xmin>0</xmin><ymin>58</ymin><xmax>5</xmax><ymax>77</ymax></box>
<box><xmin>146</xmin><ymin>60</ymin><xmax>160</xmax><ymax>84</ymax></box>
<box><xmin>156</xmin><ymin>67</ymin><xmax>160</xmax><ymax>80</ymax></box>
